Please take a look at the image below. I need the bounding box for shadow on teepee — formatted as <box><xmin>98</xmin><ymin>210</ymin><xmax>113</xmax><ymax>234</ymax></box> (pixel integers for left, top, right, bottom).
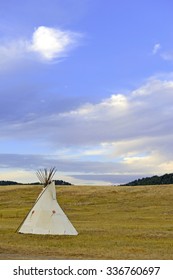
<box><xmin>17</xmin><ymin>167</ymin><xmax>78</xmax><ymax>235</ymax></box>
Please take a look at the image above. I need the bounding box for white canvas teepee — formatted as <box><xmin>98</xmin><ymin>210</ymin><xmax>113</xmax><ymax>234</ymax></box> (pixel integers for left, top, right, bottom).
<box><xmin>17</xmin><ymin>168</ymin><xmax>78</xmax><ymax>235</ymax></box>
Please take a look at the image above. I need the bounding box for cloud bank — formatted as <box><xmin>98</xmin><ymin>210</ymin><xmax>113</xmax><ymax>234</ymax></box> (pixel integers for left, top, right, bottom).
<box><xmin>1</xmin><ymin>76</ymin><xmax>173</xmax><ymax>183</ymax></box>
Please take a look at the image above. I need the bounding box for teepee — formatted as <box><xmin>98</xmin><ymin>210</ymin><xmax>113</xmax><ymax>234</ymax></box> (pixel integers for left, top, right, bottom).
<box><xmin>17</xmin><ymin>168</ymin><xmax>78</xmax><ymax>235</ymax></box>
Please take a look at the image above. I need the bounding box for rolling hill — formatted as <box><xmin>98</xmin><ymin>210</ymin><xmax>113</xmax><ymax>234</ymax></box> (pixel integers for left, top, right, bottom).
<box><xmin>124</xmin><ymin>173</ymin><xmax>173</xmax><ymax>186</ymax></box>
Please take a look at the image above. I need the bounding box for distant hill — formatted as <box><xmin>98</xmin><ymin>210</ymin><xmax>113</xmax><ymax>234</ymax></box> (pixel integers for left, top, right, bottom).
<box><xmin>0</xmin><ymin>180</ymin><xmax>20</xmax><ymax>186</ymax></box>
<box><xmin>0</xmin><ymin>180</ymin><xmax>72</xmax><ymax>186</ymax></box>
<box><xmin>124</xmin><ymin>173</ymin><xmax>173</xmax><ymax>186</ymax></box>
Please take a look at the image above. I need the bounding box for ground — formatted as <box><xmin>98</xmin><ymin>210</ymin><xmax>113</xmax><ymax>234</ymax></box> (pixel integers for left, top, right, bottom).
<box><xmin>0</xmin><ymin>184</ymin><xmax>173</xmax><ymax>260</ymax></box>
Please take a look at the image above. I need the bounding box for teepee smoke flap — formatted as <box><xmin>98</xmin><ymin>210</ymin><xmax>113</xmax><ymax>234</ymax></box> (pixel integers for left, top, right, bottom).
<box><xmin>36</xmin><ymin>167</ymin><xmax>56</xmax><ymax>187</ymax></box>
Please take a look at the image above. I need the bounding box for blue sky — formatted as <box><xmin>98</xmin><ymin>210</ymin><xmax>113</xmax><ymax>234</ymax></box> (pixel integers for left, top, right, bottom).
<box><xmin>0</xmin><ymin>0</ymin><xmax>173</xmax><ymax>185</ymax></box>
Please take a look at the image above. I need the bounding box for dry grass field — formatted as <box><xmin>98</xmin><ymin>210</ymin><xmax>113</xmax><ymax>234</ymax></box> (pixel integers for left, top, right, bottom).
<box><xmin>0</xmin><ymin>184</ymin><xmax>173</xmax><ymax>260</ymax></box>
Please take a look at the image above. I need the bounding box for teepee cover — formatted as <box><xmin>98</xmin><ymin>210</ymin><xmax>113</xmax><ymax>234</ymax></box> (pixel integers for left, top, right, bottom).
<box><xmin>18</xmin><ymin>181</ymin><xmax>78</xmax><ymax>235</ymax></box>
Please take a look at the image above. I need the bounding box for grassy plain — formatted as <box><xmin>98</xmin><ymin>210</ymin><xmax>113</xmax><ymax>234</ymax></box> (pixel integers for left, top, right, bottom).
<box><xmin>0</xmin><ymin>184</ymin><xmax>173</xmax><ymax>259</ymax></box>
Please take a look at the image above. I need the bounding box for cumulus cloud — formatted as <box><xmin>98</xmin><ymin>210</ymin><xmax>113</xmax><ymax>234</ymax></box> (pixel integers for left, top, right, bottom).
<box><xmin>29</xmin><ymin>26</ymin><xmax>80</xmax><ymax>60</ymax></box>
<box><xmin>0</xmin><ymin>26</ymin><xmax>81</xmax><ymax>67</ymax></box>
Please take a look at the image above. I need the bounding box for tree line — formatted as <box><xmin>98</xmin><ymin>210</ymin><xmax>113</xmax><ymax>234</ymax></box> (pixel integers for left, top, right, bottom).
<box><xmin>124</xmin><ymin>173</ymin><xmax>173</xmax><ymax>186</ymax></box>
<box><xmin>0</xmin><ymin>180</ymin><xmax>72</xmax><ymax>186</ymax></box>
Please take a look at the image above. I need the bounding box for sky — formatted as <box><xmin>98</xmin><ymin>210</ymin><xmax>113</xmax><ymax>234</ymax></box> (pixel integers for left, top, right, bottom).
<box><xmin>0</xmin><ymin>0</ymin><xmax>173</xmax><ymax>185</ymax></box>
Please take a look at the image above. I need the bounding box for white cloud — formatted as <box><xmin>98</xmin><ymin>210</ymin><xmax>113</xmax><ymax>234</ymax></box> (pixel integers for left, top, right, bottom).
<box><xmin>0</xmin><ymin>26</ymin><xmax>81</xmax><ymax>67</ymax></box>
<box><xmin>28</xmin><ymin>26</ymin><xmax>80</xmax><ymax>60</ymax></box>
<box><xmin>152</xmin><ymin>43</ymin><xmax>161</xmax><ymax>55</ymax></box>
<box><xmin>61</xmin><ymin>93</ymin><xmax>129</xmax><ymax>121</ymax></box>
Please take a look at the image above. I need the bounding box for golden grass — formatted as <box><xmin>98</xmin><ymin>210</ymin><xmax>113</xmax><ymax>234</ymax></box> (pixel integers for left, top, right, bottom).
<box><xmin>0</xmin><ymin>184</ymin><xmax>173</xmax><ymax>259</ymax></box>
